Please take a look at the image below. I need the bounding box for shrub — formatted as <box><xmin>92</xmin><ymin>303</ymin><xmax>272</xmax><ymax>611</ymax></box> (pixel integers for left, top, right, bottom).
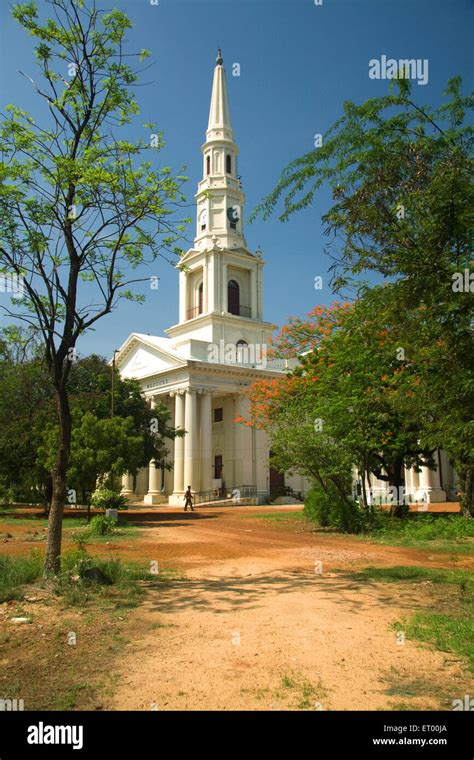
<box><xmin>0</xmin><ymin>485</ymin><xmax>14</xmax><ymax>505</ymax></box>
<box><xmin>88</xmin><ymin>515</ymin><xmax>117</xmax><ymax>536</ymax></box>
<box><xmin>90</xmin><ymin>488</ymin><xmax>127</xmax><ymax>511</ymax></box>
<box><xmin>304</xmin><ymin>483</ymin><xmax>368</xmax><ymax>533</ymax></box>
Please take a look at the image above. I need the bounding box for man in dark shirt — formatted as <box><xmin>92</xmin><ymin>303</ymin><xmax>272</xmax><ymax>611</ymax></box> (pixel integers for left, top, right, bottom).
<box><xmin>184</xmin><ymin>486</ymin><xmax>195</xmax><ymax>512</ymax></box>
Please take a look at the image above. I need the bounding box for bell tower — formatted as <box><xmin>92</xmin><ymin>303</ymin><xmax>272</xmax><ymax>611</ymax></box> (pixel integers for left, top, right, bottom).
<box><xmin>166</xmin><ymin>50</ymin><xmax>275</xmax><ymax>360</ymax></box>
<box><xmin>195</xmin><ymin>48</ymin><xmax>245</xmax><ymax>252</ymax></box>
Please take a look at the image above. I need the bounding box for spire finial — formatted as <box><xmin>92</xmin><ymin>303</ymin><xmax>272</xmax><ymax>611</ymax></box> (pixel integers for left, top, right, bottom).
<box><xmin>216</xmin><ymin>48</ymin><xmax>223</xmax><ymax>66</ymax></box>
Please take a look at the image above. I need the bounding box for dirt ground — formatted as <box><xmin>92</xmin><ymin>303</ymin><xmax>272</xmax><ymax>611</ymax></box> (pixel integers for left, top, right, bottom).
<box><xmin>1</xmin><ymin>505</ymin><xmax>472</xmax><ymax>711</ymax></box>
<box><xmin>104</xmin><ymin>506</ymin><xmax>472</xmax><ymax>711</ymax></box>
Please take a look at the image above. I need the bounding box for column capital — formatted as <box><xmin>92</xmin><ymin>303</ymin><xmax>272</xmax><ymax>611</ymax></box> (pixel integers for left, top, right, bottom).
<box><xmin>170</xmin><ymin>388</ymin><xmax>186</xmax><ymax>397</ymax></box>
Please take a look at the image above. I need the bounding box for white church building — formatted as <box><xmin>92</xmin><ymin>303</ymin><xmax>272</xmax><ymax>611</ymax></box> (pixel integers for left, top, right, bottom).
<box><xmin>115</xmin><ymin>51</ymin><xmax>457</xmax><ymax>508</ymax></box>
<box><xmin>115</xmin><ymin>50</ymin><xmax>307</xmax><ymax>505</ymax></box>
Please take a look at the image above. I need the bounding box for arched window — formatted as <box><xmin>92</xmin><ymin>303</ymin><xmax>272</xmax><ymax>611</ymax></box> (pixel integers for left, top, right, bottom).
<box><xmin>236</xmin><ymin>339</ymin><xmax>248</xmax><ymax>362</ymax></box>
<box><xmin>226</xmin><ymin>154</ymin><xmax>232</xmax><ymax>174</ymax></box>
<box><xmin>198</xmin><ymin>282</ymin><xmax>203</xmax><ymax>315</ymax></box>
<box><xmin>227</xmin><ymin>279</ymin><xmax>240</xmax><ymax>315</ymax></box>
<box><xmin>206</xmin><ymin>155</ymin><xmax>210</xmax><ymax>175</ymax></box>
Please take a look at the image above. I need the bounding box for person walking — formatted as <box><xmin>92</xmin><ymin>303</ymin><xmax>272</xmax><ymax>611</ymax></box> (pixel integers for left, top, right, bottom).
<box><xmin>184</xmin><ymin>486</ymin><xmax>195</xmax><ymax>512</ymax></box>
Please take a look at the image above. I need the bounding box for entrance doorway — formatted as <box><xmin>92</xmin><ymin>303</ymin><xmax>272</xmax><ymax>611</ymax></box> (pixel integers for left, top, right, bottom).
<box><xmin>269</xmin><ymin>465</ymin><xmax>285</xmax><ymax>497</ymax></box>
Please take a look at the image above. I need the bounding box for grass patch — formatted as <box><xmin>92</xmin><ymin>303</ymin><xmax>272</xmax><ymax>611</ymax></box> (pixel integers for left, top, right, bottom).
<box><xmin>279</xmin><ymin>671</ymin><xmax>327</xmax><ymax>710</ymax></box>
<box><xmin>0</xmin><ymin>548</ymin><xmax>176</xmax><ymax>606</ymax></box>
<box><xmin>243</xmin><ymin>512</ymin><xmax>305</xmax><ymax>526</ymax></box>
<box><xmin>350</xmin><ymin>565</ymin><xmax>474</xmax><ymax>676</ymax></box>
<box><xmin>0</xmin><ymin>516</ymin><xmax>84</xmax><ymax>529</ymax></box>
<box><xmin>400</xmin><ymin>609</ymin><xmax>474</xmax><ymax>671</ymax></box>
<box><xmin>0</xmin><ymin>551</ymin><xmax>43</xmax><ymax>602</ymax></box>
<box><xmin>0</xmin><ymin>514</ymin><xmax>141</xmax><ymax>538</ymax></box>
<box><xmin>359</xmin><ymin>514</ymin><xmax>474</xmax><ymax>554</ymax></box>
<box><xmin>347</xmin><ymin>565</ymin><xmax>474</xmax><ymax>588</ymax></box>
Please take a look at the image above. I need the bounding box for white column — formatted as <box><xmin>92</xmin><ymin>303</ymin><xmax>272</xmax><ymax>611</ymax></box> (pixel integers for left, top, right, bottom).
<box><xmin>200</xmin><ymin>392</ymin><xmax>213</xmax><ymax>493</ymax></box>
<box><xmin>208</xmin><ymin>252</ymin><xmax>216</xmax><ymax>313</ymax></box>
<box><xmin>234</xmin><ymin>395</ymin><xmax>252</xmax><ymax>485</ymax></box>
<box><xmin>203</xmin><ymin>256</ymin><xmax>208</xmax><ymax>313</ymax></box>
<box><xmin>404</xmin><ymin>466</ymin><xmax>413</xmax><ymax>501</ymax></box>
<box><xmin>428</xmin><ymin>451</ymin><xmax>446</xmax><ymax>502</ymax></box>
<box><xmin>431</xmin><ymin>455</ymin><xmax>442</xmax><ymax>489</ymax></box>
<box><xmin>257</xmin><ymin>262</ymin><xmax>263</xmax><ymax>319</ymax></box>
<box><xmin>144</xmin><ymin>396</ymin><xmax>166</xmax><ymax>504</ymax></box>
<box><xmin>121</xmin><ymin>473</ymin><xmax>134</xmax><ymax>497</ymax></box>
<box><xmin>144</xmin><ymin>460</ymin><xmax>162</xmax><ymax>504</ymax></box>
<box><xmin>221</xmin><ymin>260</ymin><xmax>227</xmax><ymax>312</ymax></box>
<box><xmin>184</xmin><ymin>389</ymin><xmax>198</xmax><ymax>492</ymax></box>
<box><xmin>173</xmin><ymin>392</ymin><xmax>185</xmax><ymax>495</ymax></box>
<box><xmin>179</xmin><ymin>270</ymin><xmax>187</xmax><ymax>322</ymax></box>
<box><xmin>418</xmin><ymin>466</ymin><xmax>432</xmax><ymax>492</ymax></box>
<box><xmin>250</xmin><ymin>266</ymin><xmax>258</xmax><ymax>318</ymax></box>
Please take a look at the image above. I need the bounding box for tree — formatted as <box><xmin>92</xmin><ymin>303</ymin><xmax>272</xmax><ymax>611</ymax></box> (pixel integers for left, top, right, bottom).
<box><xmin>246</xmin><ymin>297</ymin><xmax>439</xmax><ymax>524</ymax></box>
<box><xmin>252</xmin><ymin>77</ymin><xmax>473</xmax><ymax>514</ymax></box>
<box><xmin>0</xmin><ymin>1</ymin><xmax>189</xmax><ymax>572</ymax></box>
<box><xmin>0</xmin><ymin>327</ymin><xmax>54</xmax><ymax>502</ymax></box>
<box><xmin>0</xmin><ymin>345</ymin><xmax>178</xmax><ymax>510</ymax></box>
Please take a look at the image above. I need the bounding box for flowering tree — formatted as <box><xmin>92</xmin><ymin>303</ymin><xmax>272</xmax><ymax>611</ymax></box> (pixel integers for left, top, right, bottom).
<box><xmin>251</xmin><ymin>76</ymin><xmax>473</xmax><ymax>516</ymax></box>
<box><xmin>245</xmin><ymin>295</ymin><xmax>440</xmax><ymax>521</ymax></box>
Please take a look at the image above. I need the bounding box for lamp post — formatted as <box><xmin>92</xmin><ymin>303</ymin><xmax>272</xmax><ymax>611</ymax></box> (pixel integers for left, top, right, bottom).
<box><xmin>111</xmin><ymin>349</ymin><xmax>118</xmax><ymax>491</ymax></box>
<box><xmin>111</xmin><ymin>349</ymin><xmax>118</xmax><ymax>419</ymax></box>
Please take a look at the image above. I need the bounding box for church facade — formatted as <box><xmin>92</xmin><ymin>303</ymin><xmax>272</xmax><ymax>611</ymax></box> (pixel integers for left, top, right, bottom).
<box><xmin>115</xmin><ymin>51</ymin><xmax>458</xmax><ymax>507</ymax></box>
<box><xmin>115</xmin><ymin>50</ymin><xmax>307</xmax><ymax>505</ymax></box>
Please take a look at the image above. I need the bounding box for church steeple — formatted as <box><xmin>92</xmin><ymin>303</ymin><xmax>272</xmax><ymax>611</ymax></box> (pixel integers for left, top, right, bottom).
<box><xmin>166</xmin><ymin>50</ymin><xmax>272</xmax><ymax>347</ymax></box>
<box><xmin>195</xmin><ymin>49</ymin><xmax>245</xmax><ymax>250</ymax></box>
<box><xmin>207</xmin><ymin>49</ymin><xmax>233</xmax><ymax>143</ymax></box>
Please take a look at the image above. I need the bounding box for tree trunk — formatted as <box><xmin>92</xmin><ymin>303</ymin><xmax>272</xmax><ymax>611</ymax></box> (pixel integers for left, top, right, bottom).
<box><xmin>460</xmin><ymin>465</ymin><xmax>474</xmax><ymax>517</ymax></box>
<box><xmin>44</xmin><ymin>385</ymin><xmax>72</xmax><ymax>575</ymax></box>
<box><xmin>390</xmin><ymin>459</ymin><xmax>406</xmax><ymax>518</ymax></box>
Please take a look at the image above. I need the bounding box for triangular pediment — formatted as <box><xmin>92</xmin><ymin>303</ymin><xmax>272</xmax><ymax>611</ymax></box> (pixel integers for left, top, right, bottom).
<box><xmin>115</xmin><ymin>333</ymin><xmax>187</xmax><ymax>379</ymax></box>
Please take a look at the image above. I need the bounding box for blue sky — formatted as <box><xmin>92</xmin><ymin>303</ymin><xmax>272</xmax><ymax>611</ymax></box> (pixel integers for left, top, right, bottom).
<box><xmin>0</xmin><ymin>0</ymin><xmax>472</xmax><ymax>359</ymax></box>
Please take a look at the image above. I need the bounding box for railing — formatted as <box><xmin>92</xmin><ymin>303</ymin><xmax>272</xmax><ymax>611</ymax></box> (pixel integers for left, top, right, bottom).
<box><xmin>194</xmin><ymin>485</ymin><xmax>257</xmax><ymax>506</ymax></box>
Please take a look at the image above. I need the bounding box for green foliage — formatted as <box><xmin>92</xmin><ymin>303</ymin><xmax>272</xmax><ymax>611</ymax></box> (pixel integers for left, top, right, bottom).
<box><xmin>90</xmin><ymin>488</ymin><xmax>127</xmax><ymax>512</ymax></box>
<box><xmin>353</xmin><ymin>565</ymin><xmax>474</xmax><ymax>669</ymax></box>
<box><xmin>87</xmin><ymin>514</ymin><xmax>117</xmax><ymax>536</ymax></box>
<box><xmin>0</xmin><ymin>0</ymin><xmax>189</xmax><ymax>572</ymax></box>
<box><xmin>369</xmin><ymin>513</ymin><xmax>474</xmax><ymax>541</ymax></box>
<box><xmin>251</xmin><ymin>75</ymin><xmax>473</xmax><ymax>515</ymax></box>
<box><xmin>0</xmin><ymin>486</ymin><xmax>15</xmax><ymax>505</ymax></box>
<box><xmin>304</xmin><ymin>483</ymin><xmax>366</xmax><ymax>533</ymax></box>
<box><xmin>0</xmin><ymin>349</ymin><xmax>178</xmax><ymax>502</ymax></box>
<box><xmin>0</xmin><ymin>551</ymin><xmax>43</xmax><ymax>602</ymax></box>
<box><xmin>403</xmin><ymin>608</ymin><xmax>474</xmax><ymax>672</ymax></box>
<box><xmin>0</xmin><ymin>546</ymin><xmax>157</xmax><ymax>604</ymax></box>
<box><xmin>55</xmin><ymin>550</ymin><xmax>155</xmax><ymax>605</ymax></box>
<box><xmin>349</xmin><ymin>565</ymin><xmax>474</xmax><ymax>587</ymax></box>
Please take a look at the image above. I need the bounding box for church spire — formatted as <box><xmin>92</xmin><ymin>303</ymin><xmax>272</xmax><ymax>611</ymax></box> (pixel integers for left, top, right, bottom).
<box><xmin>207</xmin><ymin>48</ymin><xmax>233</xmax><ymax>143</ymax></box>
<box><xmin>195</xmin><ymin>49</ymin><xmax>245</xmax><ymax>250</ymax></box>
